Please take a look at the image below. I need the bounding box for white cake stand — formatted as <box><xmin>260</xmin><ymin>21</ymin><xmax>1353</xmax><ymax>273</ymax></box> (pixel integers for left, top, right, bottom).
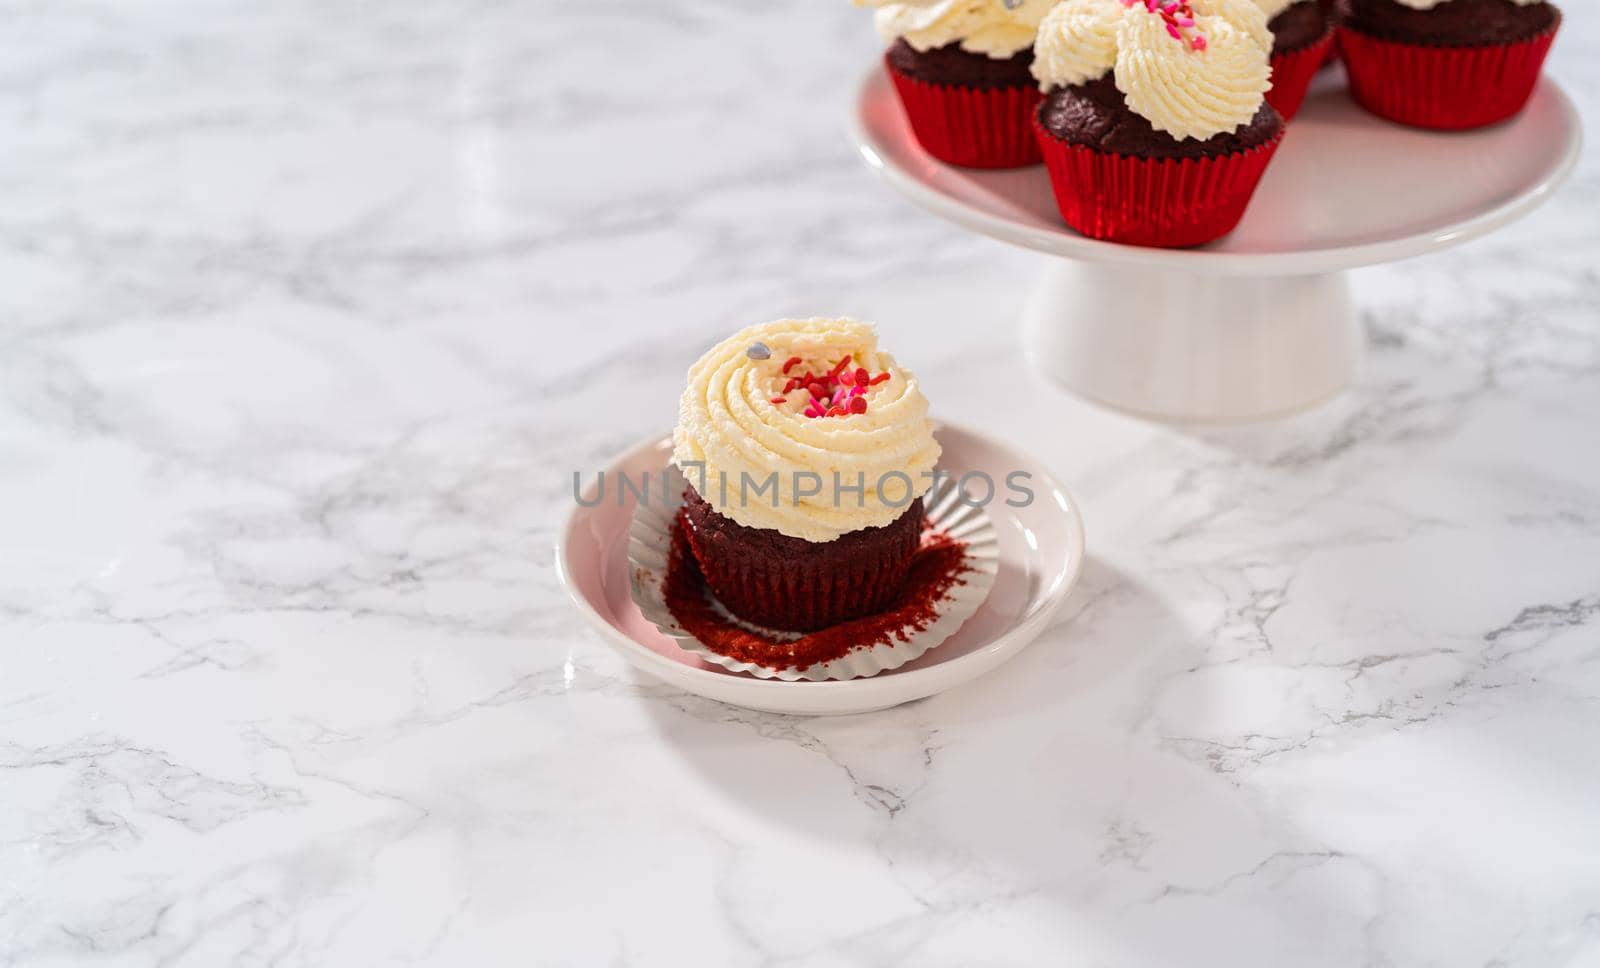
<box><xmin>853</xmin><ymin>68</ymin><xmax>1582</xmax><ymax>422</ymax></box>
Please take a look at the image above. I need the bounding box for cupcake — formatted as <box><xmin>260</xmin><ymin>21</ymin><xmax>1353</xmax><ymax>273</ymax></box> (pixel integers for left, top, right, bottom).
<box><xmin>857</xmin><ymin>0</ymin><xmax>1057</xmax><ymax>168</ymax></box>
<box><xmin>1339</xmin><ymin>0</ymin><xmax>1561</xmax><ymax>130</ymax></box>
<box><xmin>1030</xmin><ymin>0</ymin><xmax>1285</xmax><ymax>248</ymax></box>
<box><xmin>1251</xmin><ymin>0</ymin><xmax>1336</xmax><ymax>119</ymax></box>
<box><xmin>672</xmin><ymin>319</ymin><xmax>941</xmax><ymax>632</ymax></box>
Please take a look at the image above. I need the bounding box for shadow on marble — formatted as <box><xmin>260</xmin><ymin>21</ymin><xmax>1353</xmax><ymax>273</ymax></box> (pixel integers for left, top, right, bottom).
<box><xmin>628</xmin><ymin>557</ymin><xmax>1398</xmax><ymax>962</ymax></box>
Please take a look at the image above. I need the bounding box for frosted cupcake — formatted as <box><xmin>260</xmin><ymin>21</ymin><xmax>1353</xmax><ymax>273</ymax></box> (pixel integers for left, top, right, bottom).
<box><xmin>857</xmin><ymin>0</ymin><xmax>1057</xmax><ymax>168</ymax></box>
<box><xmin>1251</xmin><ymin>0</ymin><xmax>1336</xmax><ymax>119</ymax></box>
<box><xmin>1339</xmin><ymin>0</ymin><xmax>1561</xmax><ymax>129</ymax></box>
<box><xmin>672</xmin><ymin>319</ymin><xmax>941</xmax><ymax>632</ymax></box>
<box><xmin>1030</xmin><ymin>0</ymin><xmax>1285</xmax><ymax>248</ymax></box>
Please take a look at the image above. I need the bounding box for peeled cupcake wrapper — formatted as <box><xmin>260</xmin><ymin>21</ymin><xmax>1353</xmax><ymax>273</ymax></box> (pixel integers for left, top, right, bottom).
<box><xmin>1032</xmin><ymin>115</ymin><xmax>1284</xmax><ymax>249</ymax></box>
<box><xmin>629</xmin><ymin>466</ymin><xmax>1001</xmax><ymax>682</ymax></box>
<box><xmin>681</xmin><ymin>502</ymin><xmax>923</xmax><ymax>634</ymax></box>
<box><xmin>1266</xmin><ymin>25</ymin><xmax>1337</xmax><ymax>121</ymax></box>
<box><xmin>1338</xmin><ymin>14</ymin><xmax>1560</xmax><ymax>131</ymax></box>
<box><xmin>886</xmin><ymin>54</ymin><xmax>1042</xmax><ymax>169</ymax></box>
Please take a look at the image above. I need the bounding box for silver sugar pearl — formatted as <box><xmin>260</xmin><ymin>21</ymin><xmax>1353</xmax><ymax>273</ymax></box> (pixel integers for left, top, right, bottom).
<box><xmin>745</xmin><ymin>341</ymin><xmax>772</xmax><ymax>360</ymax></box>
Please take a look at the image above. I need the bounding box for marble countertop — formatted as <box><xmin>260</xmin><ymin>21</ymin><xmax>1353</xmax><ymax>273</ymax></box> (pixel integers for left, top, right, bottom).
<box><xmin>3</xmin><ymin>3</ymin><xmax>1598</xmax><ymax>966</ymax></box>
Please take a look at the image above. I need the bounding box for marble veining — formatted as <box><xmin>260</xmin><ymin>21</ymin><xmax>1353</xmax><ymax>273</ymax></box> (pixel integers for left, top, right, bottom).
<box><xmin>1</xmin><ymin>2</ymin><xmax>1598</xmax><ymax>966</ymax></box>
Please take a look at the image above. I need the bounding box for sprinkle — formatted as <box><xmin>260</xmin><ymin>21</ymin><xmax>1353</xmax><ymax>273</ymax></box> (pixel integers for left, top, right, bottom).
<box><xmin>1123</xmin><ymin>0</ymin><xmax>1207</xmax><ymax>52</ymax></box>
<box><xmin>773</xmin><ymin>353</ymin><xmax>885</xmax><ymax>419</ymax></box>
<box><xmin>782</xmin><ymin>356</ymin><xmax>803</xmax><ymax>374</ymax></box>
<box><xmin>746</xmin><ymin>342</ymin><xmax>771</xmax><ymax>360</ymax></box>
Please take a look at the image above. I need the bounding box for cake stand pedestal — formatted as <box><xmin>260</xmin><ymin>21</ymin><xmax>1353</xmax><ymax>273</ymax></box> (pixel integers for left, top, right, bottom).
<box><xmin>854</xmin><ymin>69</ymin><xmax>1582</xmax><ymax>422</ymax></box>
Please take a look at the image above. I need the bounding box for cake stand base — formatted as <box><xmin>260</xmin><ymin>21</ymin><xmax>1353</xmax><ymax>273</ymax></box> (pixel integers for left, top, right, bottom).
<box><xmin>1022</xmin><ymin>262</ymin><xmax>1359</xmax><ymax>423</ymax></box>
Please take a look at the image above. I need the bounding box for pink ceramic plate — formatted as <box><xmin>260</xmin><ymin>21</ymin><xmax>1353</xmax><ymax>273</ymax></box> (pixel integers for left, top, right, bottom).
<box><xmin>556</xmin><ymin>423</ymin><xmax>1085</xmax><ymax>715</ymax></box>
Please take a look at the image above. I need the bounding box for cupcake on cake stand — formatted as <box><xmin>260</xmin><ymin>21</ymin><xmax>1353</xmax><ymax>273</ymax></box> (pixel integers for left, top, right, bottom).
<box><xmin>853</xmin><ymin>69</ymin><xmax>1582</xmax><ymax>422</ymax></box>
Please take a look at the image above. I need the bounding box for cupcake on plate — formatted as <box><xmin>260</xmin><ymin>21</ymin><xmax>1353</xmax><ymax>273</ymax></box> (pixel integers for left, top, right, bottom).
<box><xmin>857</xmin><ymin>0</ymin><xmax>1057</xmax><ymax>168</ymax></box>
<box><xmin>1339</xmin><ymin>0</ymin><xmax>1561</xmax><ymax>129</ymax></box>
<box><xmin>1251</xmin><ymin>0</ymin><xmax>1336</xmax><ymax>119</ymax></box>
<box><xmin>672</xmin><ymin>319</ymin><xmax>941</xmax><ymax>632</ymax></box>
<box><xmin>1030</xmin><ymin>0</ymin><xmax>1284</xmax><ymax>248</ymax></box>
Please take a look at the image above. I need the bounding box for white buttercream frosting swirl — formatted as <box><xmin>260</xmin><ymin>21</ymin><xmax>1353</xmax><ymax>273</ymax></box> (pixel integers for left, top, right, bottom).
<box><xmin>1033</xmin><ymin>0</ymin><xmax>1274</xmax><ymax>141</ymax></box>
<box><xmin>856</xmin><ymin>0</ymin><xmax>1057</xmax><ymax>58</ymax></box>
<box><xmin>672</xmin><ymin>319</ymin><xmax>942</xmax><ymax>543</ymax></box>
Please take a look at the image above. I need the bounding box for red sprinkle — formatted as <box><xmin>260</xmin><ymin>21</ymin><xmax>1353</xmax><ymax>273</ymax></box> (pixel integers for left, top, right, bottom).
<box><xmin>776</xmin><ymin>354</ymin><xmax>888</xmax><ymax>419</ymax></box>
<box><xmin>664</xmin><ymin>512</ymin><xmax>971</xmax><ymax>671</ymax></box>
<box><xmin>769</xmin><ymin>396</ymin><xmax>787</xmax><ymax>405</ymax></box>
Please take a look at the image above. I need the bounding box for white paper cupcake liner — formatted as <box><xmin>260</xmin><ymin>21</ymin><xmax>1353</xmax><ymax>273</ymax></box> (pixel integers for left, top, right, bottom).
<box><xmin>628</xmin><ymin>465</ymin><xmax>998</xmax><ymax>682</ymax></box>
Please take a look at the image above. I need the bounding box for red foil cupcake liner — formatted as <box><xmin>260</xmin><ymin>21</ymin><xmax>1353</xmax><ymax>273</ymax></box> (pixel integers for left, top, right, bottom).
<box><xmin>886</xmin><ymin>57</ymin><xmax>1042</xmax><ymax>169</ymax></box>
<box><xmin>1339</xmin><ymin>17</ymin><xmax>1560</xmax><ymax>131</ymax></box>
<box><xmin>1032</xmin><ymin>117</ymin><xmax>1284</xmax><ymax>248</ymax></box>
<box><xmin>680</xmin><ymin>497</ymin><xmax>925</xmax><ymax>633</ymax></box>
<box><xmin>1267</xmin><ymin>27</ymin><xmax>1336</xmax><ymax>121</ymax></box>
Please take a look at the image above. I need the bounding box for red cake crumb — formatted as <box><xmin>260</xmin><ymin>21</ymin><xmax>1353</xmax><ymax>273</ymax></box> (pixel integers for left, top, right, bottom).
<box><xmin>664</xmin><ymin>509</ymin><xmax>971</xmax><ymax>672</ymax></box>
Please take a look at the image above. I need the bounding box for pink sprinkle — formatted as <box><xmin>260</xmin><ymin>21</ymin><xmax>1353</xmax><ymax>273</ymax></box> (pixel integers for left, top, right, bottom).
<box><xmin>1191</xmin><ymin>35</ymin><xmax>1207</xmax><ymax>50</ymax></box>
<box><xmin>1165</xmin><ymin>22</ymin><xmax>1181</xmax><ymax>39</ymax></box>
